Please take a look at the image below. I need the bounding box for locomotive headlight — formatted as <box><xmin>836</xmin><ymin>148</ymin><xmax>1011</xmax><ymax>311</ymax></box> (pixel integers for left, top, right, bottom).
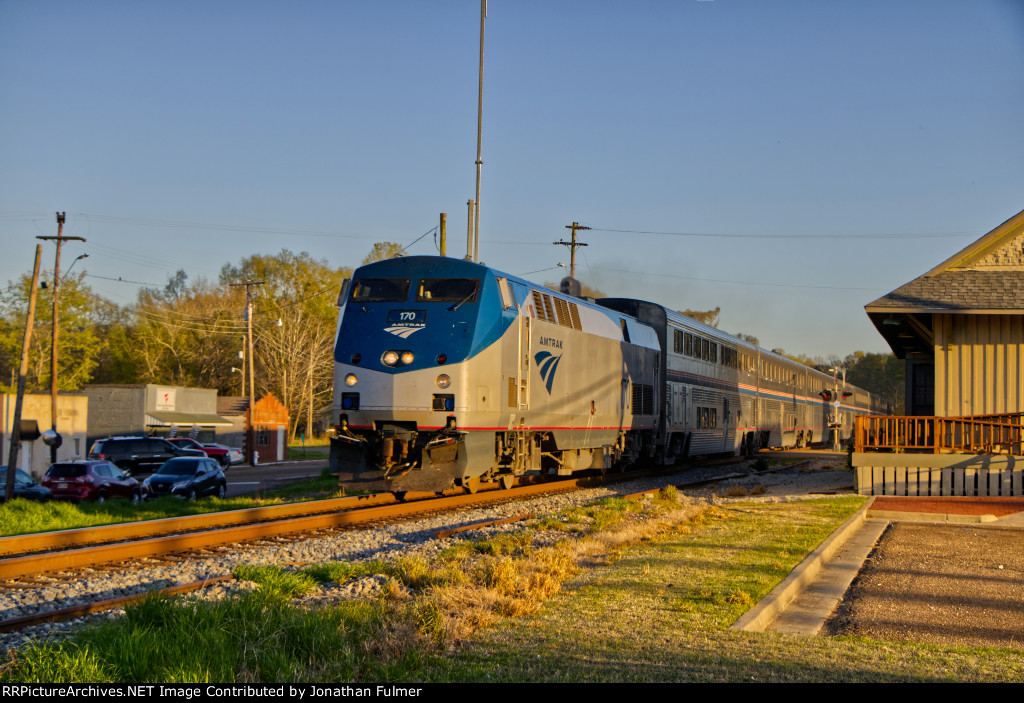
<box><xmin>382</xmin><ymin>351</ymin><xmax>400</xmax><ymax>367</ymax></box>
<box><xmin>436</xmin><ymin>374</ymin><xmax>451</xmax><ymax>389</ymax></box>
<box><xmin>344</xmin><ymin>373</ymin><xmax>358</xmax><ymax>387</ymax></box>
<box><xmin>400</xmin><ymin>351</ymin><xmax>415</xmax><ymax>365</ymax></box>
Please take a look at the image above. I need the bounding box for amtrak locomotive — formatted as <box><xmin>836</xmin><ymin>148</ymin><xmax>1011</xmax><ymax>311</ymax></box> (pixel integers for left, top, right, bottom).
<box><xmin>330</xmin><ymin>256</ymin><xmax>883</xmax><ymax>494</ymax></box>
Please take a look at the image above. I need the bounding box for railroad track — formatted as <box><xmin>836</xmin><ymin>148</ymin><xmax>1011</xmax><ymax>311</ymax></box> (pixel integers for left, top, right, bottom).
<box><xmin>0</xmin><ymin>456</ymin><xmax>821</xmax><ymax>641</ymax></box>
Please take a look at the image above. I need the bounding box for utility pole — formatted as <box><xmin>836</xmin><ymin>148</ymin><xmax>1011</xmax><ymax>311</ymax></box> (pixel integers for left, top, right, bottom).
<box><xmin>231</xmin><ymin>281</ymin><xmax>265</xmax><ymax>465</ymax></box>
<box><xmin>554</xmin><ymin>222</ymin><xmax>590</xmax><ymax>278</ymax></box>
<box><xmin>37</xmin><ymin>212</ymin><xmax>86</xmax><ymax>464</ymax></box>
<box><xmin>439</xmin><ymin>212</ymin><xmax>447</xmax><ymax>257</ymax></box>
<box><xmin>5</xmin><ymin>245</ymin><xmax>43</xmax><ymax>500</ymax></box>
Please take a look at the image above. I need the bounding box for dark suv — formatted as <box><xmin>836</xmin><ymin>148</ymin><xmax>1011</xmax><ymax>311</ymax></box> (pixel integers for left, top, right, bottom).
<box><xmin>42</xmin><ymin>460</ymin><xmax>142</xmax><ymax>504</ymax></box>
<box><xmin>141</xmin><ymin>457</ymin><xmax>227</xmax><ymax>501</ymax></box>
<box><xmin>88</xmin><ymin>436</ymin><xmax>205</xmax><ymax>475</ymax></box>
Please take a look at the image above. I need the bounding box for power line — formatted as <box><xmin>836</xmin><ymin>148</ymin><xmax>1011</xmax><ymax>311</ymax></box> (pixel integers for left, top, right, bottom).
<box><xmin>588</xmin><ymin>226</ymin><xmax>971</xmax><ymax>240</ymax></box>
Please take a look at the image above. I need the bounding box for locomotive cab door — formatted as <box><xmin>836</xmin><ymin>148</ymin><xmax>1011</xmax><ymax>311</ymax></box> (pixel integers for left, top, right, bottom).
<box><xmin>518</xmin><ymin>315</ymin><xmax>530</xmax><ymax>410</ymax></box>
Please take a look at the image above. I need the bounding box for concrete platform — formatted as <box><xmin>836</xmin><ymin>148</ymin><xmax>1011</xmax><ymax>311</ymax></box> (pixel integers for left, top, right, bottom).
<box><xmin>732</xmin><ymin>496</ymin><xmax>1024</xmax><ymax>636</ymax></box>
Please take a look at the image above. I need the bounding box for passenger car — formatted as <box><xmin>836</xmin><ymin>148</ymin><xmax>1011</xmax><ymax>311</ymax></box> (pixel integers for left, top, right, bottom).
<box><xmin>166</xmin><ymin>437</ymin><xmax>242</xmax><ymax>467</ymax></box>
<box><xmin>42</xmin><ymin>460</ymin><xmax>142</xmax><ymax>504</ymax></box>
<box><xmin>88</xmin><ymin>436</ymin><xmax>205</xmax><ymax>474</ymax></box>
<box><xmin>141</xmin><ymin>457</ymin><xmax>227</xmax><ymax>500</ymax></box>
<box><xmin>0</xmin><ymin>467</ymin><xmax>52</xmax><ymax>502</ymax></box>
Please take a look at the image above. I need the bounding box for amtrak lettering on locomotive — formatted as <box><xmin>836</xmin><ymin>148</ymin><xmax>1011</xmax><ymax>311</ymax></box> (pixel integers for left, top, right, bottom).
<box><xmin>330</xmin><ymin>256</ymin><xmax>885</xmax><ymax>494</ymax></box>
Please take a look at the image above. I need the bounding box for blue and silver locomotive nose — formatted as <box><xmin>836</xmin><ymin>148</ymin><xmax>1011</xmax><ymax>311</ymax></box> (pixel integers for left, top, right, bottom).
<box><xmin>330</xmin><ymin>256</ymin><xmax>518</xmax><ymax>492</ymax></box>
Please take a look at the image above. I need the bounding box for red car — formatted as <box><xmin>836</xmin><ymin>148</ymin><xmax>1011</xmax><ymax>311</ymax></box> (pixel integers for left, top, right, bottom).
<box><xmin>42</xmin><ymin>460</ymin><xmax>142</xmax><ymax>505</ymax></box>
<box><xmin>166</xmin><ymin>438</ymin><xmax>242</xmax><ymax>467</ymax></box>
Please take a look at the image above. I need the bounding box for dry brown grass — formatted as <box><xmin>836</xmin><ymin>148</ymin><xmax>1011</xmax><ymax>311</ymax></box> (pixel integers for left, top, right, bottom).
<box><xmin>322</xmin><ymin>490</ymin><xmax>718</xmax><ymax>658</ymax></box>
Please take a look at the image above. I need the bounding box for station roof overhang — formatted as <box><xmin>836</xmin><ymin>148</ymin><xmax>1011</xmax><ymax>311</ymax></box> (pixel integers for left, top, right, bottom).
<box><xmin>145</xmin><ymin>411</ymin><xmax>234</xmax><ymax>427</ymax></box>
<box><xmin>865</xmin><ymin>269</ymin><xmax>1024</xmax><ymax>360</ymax></box>
<box><xmin>864</xmin><ymin>206</ymin><xmax>1024</xmax><ymax>362</ymax></box>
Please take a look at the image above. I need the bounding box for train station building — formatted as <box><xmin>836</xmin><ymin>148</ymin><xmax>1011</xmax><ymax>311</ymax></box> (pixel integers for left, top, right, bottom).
<box><xmin>856</xmin><ymin>207</ymin><xmax>1024</xmax><ymax>497</ymax></box>
<box><xmin>865</xmin><ymin>207</ymin><xmax>1024</xmax><ymax>417</ymax></box>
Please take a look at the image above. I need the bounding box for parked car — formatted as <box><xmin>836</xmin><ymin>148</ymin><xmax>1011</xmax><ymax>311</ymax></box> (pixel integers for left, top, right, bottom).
<box><xmin>141</xmin><ymin>457</ymin><xmax>227</xmax><ymax>501</ymax></box>
<box><xmin>42</xmin><ymin>460</ymin><xmax>142</xmax><ymax>504</ymax></box>
<box><xmin>88</xmin><ymin>436</ymin><xmax>205</xmax><ymax>475</ymax></box>
<box><xmin>166</xmin><ymin>438</ymin><xmax>242</xmax><ymax>467</ymax></box>
<box><xmin>0</xmin><ymin>467</ymin><xmax>52</xmax><ymax>503</ymax></box>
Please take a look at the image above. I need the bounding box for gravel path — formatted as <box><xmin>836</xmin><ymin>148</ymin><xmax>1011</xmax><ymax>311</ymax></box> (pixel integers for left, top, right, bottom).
<box><xmin>824</xmin><ymin>522</ymin><xmax>1024</xmax><ymax>649</ymax></box>
<box><xmin>0</xmin><ymin>460</ymin><xmax>855</xmax><ymax>654</ymax></box>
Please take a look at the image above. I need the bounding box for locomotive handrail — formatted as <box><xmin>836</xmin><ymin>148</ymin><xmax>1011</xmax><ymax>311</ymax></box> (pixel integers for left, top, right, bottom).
<box><xmin>854</xmin><ymin>413</ymin><xmax>1024</xmax><ymax>456</ymax></box>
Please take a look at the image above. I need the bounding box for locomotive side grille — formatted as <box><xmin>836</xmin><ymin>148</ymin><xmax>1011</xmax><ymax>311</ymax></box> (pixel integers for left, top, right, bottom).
<box><xmin>568</xmin><ymin>302</ymin><xmax>581</xmax><ymax>330</ymax></box>
<box><xmin>554</xmin><ymin>297</ymin><xmax>572</xmax><ymax>328</ymax></box>
<box><xmin>531</xmin><ymin>290</ymin><xmax>547</xmax><ymax>321</ymax></box>
<box><xmin>631</xmin><ymin>384</ymin><xmax>655</xmax><ymax>416</ymax></box>
<box><xmin>508</xmin><ymin>377</ymin><xmax>518</xmax><ymax>408</ymax></box>
<box><xmin>542</xmin><ymin>294</ymin><xmax>556</xmax><ymax>322</ymax></box>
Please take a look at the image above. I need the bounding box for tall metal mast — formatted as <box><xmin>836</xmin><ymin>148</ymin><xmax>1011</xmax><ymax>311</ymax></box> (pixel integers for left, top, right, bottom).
<box><xmin>472</xmin><ymin>0</ymin><xmax>486</xmax><ymax>261</ymax></box>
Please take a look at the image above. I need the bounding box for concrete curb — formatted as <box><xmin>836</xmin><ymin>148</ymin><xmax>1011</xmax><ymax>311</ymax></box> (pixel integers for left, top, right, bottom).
<box><xmin>730</xmin><ymin>497</ymin><xmax>874</xmax><ymax>633</ymax></box>
<box><xmin>867</xmin><ymin>509</ymin><xmax>996</xmax><ymax>524</ymax></box>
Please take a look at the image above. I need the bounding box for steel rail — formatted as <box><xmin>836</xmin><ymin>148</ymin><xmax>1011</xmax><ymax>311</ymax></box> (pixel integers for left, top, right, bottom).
<box><xmin>0</xmin><ymin>575</ymin><xmax>233</xmax><ymax>633</ymax></box>
<box><xmin>0</xmin><ymin>492</ymin><xmax>401</xmax><ymax>558</ymax></box>
<box><xmin>0</xmin><ymin>477</ymin><xmax>589</xmax><ymax>581</ymax></box>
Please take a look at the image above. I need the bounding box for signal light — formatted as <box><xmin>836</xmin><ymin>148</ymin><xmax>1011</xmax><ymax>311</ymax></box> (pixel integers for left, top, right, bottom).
<box><xmin>819</xmin><ymin>390</ymin><xmax>833</xmax><ymax>401</ymax></box>
<box><xmin>842</xmin><ymin>391</ymin><xmax>853</xmax><ymax>399</ymax></box>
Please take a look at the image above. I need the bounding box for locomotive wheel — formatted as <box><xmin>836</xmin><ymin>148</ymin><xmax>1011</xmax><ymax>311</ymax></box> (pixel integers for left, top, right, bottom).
<box><xmin>392</xmin><ymin>491</ymin><xmax>407</xmax><ymax>501</ymax></box>
<box><xmin>463</xmin><ymin>477</ymin><xmax>480</xmax><ymax>495</ymax></box>
<box><xmin>500</xmin><ymin>474</ymin><xmax>514</xmax><ymax>490</ymax></box>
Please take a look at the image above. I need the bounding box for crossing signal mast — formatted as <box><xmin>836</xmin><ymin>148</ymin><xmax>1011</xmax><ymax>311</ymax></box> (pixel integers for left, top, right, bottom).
<box><xmin>823</xmin><ymin>367</ymin><xmax>852</xmax><ymax>451</ymax></box>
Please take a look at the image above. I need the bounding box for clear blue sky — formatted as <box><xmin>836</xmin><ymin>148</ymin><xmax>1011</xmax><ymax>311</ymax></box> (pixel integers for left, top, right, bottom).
<box><xmin>2</xmin><ymin>0</ymin><xmax>1023</xmax><ymax>358</ymax></box>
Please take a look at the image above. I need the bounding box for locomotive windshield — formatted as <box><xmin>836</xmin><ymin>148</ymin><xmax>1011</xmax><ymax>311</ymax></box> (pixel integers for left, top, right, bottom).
<box><xmin>415</xmin><ymin>278</ymin><xmax>479</xmax><ymax>303</ymax></box>
<box><xmin>350</xmin><ymin>278</ymin><xmax>411</xmax><ymax>302</ymax></box>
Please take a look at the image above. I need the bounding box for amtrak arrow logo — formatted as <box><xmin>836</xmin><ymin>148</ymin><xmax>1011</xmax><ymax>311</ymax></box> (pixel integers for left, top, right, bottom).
<box><xmin>384</xmin><ymin>326</ymin><xmax>424</xmax><ymax>339</ymax></box>
<box><xmin>534</xmin><ymin>351</ymin><xmax>562</xmax><ymax>393</ymax></box>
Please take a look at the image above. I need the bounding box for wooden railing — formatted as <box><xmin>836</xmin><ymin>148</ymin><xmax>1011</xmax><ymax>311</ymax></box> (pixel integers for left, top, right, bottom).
<box><xmin>855</xmin><ymin>413</ymin><xmax>1024</xmax><ymax>456</ymax></box>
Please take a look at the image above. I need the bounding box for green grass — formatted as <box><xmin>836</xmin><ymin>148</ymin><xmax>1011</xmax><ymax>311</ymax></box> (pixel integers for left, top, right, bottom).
<box><xmin>447</xmin><ymin>498</ymin><xmax>1024</xmax><ymax>682</ymax></box>
<box><xmin>286</xmin><ymin>438</ymin><xmax>331</xmax><ymax>461</ymax></box>
<box><xmin>3</xmin><ymin>494</ymin><xmax>1021</xmax><ymax>683</ymax></box>
<box><xmin>0</xmin><ymin>469</ymin><xmax>347</xmax><ymax>537</ymax></box>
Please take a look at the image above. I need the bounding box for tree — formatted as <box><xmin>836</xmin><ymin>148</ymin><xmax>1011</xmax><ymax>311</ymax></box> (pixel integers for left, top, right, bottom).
<box><xmin>679</xmin><ymin>307</ymin><xmax>720</xmax><ymax>328</ymax></box>
<box><xmin>221</xmin><ymin>250</ymin><xmax>352</xmax><ymax>439</ymax></box>
<box><xmin>128</xmin><ymin>272</ymin><xmax>245</xmax><ymax>392</ymax></box>
<box><xmin>844</xmin><ymin>351</ymin><xmax>905</xmax><ymax>414</ymax></box>
<box><xmin>361</xmin><ymin>242</ymin><xmax>405</xmax><ymax>265</ymax></box>
<box><xmin>0</xmin><ymin>271</ymin><xmax>107</xmax><ymax>392</ymax></box>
